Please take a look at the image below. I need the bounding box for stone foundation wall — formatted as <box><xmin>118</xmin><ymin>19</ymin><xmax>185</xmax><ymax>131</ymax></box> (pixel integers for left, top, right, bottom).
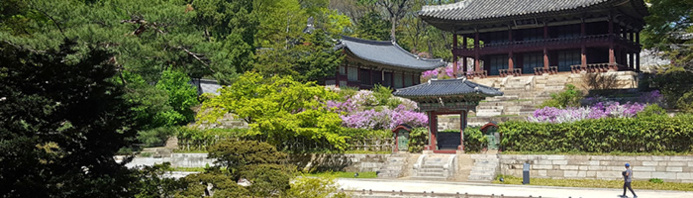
<box><xmin>124</xmin><ymin>153</ymin><xmax>389</xmax><ymax>172</ymax></box>
<box><xmin>500</xmin><ymin>155</ymin><xmax>693</xmax><ymax>183</ymax></box>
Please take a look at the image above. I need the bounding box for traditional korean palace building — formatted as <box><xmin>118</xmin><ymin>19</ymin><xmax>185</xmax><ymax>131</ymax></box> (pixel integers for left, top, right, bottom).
<box><xmin>419</xmin><ymin>0</ymin><xmax>648</xmax><ymax>77</ymax></box>
<box><xmin>329</xmin><ymin>36</ymin><xmax>447</xmax><ymax>89</ymax></box>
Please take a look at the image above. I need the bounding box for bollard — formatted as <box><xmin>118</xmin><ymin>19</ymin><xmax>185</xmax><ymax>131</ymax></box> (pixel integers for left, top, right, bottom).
<box><xmin>456</xmin><ymin>192</ymin><xmax>460</xmax><ymax>198</ymax></box>
<box><xmin>465</xmin><ymin>192</ymin><xmax>469</xmax><ymax>198</ymax></box>
<box><xmin>423</xmin><ymin>191</ymin><xmax>427</xmax><ymax>197</ymax></box>
<box><xmin>501</xmin><ymin>194</ymin><xmax>504</xmax><ymax>198</ymax></box>
<box><xmin>492</xmin><ymin>193</ymin><xmax>495</xmax><ymax>198</ymax></box>
<box><xmin>340</xmin><ymin>188</ymin><xmax>344</xmax><ymax>193</ymax></box>
<box><xmin>362</xmin><ymin>189</ymin><xmax>365</xmax><ymax>194</ymax></box>
<box><xmin>392</xmin><ymin>190</ymin><xmax>395</xmax><ymax>195</ymax></box>
<box><xmin>369</xmin><ymin>189</ymin><xmax>372</xmax><ymax>195</ymax></box>
<box><xmin>529</xmin><ymin>196</ymin><xmax>532</xmax><ymax>198</ymax></box>
<box><xmin>400</xmin><ymin>190</ymin><xmax>403</xmax><ymax>196</ymax></box>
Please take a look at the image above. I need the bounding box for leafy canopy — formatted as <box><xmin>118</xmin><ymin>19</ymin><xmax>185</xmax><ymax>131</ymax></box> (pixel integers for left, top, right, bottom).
<box><xmin>199</xmin><ymin>72</ymin><xmax>348</xmax><ymax>151</ymax></box>
<box><xmin>0</xmin><ymin>39</ymin><xmax>138</xmax><ymax>197</ymax></box>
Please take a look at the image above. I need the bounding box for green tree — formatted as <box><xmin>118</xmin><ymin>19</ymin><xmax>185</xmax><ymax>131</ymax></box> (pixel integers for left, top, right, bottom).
<box><xmin>199</xmin><ymin>72</ymin><xmax>348</xmax><ymax>151</ymax></box>
<box><xmin>207</xmin><ymin>140</ymin><xmax>287</xmax><ymax>175</ymax></box>
<box><xmin>642</xmin><ymin>0</ymin><xmax>693</xmax><ymax>71</ymax></box>
<box><xmin>156</xmin><ymin>68</ymin><xmax>199</xmax><ymax>124</ymax></box>
<box><xmin>355</xmin><ymin>11</ymin><xmax>392</xmax><ymax>41</ymax></box>
<box><xmin>0</xmin><ymin>39</ymin><xmax>138</xmax><ymax>197</ymax></box>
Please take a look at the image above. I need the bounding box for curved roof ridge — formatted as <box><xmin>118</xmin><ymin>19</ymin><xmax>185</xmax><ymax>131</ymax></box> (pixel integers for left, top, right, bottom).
<box><xmin>339</xmin><ymin>35</ymin><xmax>447</xmax><ymax>71</ymax></box>
<box><xmin>421</xmin><ymin>0</ymin><xmax>473</xmax><ymax>12</ymax></box>
<box><xmin>341</xmin><ymin>35</ymin><xmax>394</xmax><ymax>46</ymax></box>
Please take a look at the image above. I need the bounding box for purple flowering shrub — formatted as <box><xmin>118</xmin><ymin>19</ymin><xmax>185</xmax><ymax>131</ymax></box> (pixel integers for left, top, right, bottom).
<box><xmin>421</xmin><ymin>63</ymin><xmax>465</xmax><ymax>82</ymax></box>
<box><xmin>639</xmin><ymin>90</ymin><xmax>663</xmax><ymax>104</ymax></box>
<box><xmin>328</xmin><ymin>90</ymin><xmax>428</xmax><ymax>129</ymax></box>
<box><xmin>340</xmin><ymin>104</ymin><xmax>428</xmax><ymax>129</ymax></box>
<box><xmin>529</xmin><ymin>101</ymin><xmax>647</xmax><ymax>123</ymax></box>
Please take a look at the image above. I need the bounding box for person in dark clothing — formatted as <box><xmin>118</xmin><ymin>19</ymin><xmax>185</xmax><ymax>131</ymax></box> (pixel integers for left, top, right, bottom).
<box><xmin>621</xmin><ymin>163</ymin><xmax>637</xmax><ymax>198</ymax></box>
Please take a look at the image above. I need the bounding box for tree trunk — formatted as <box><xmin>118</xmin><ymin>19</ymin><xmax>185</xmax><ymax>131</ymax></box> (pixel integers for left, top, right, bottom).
<box><xmin>391</xmin><ymin>16</ymin><xmax>397</xmax><ymax>42</ymax></box>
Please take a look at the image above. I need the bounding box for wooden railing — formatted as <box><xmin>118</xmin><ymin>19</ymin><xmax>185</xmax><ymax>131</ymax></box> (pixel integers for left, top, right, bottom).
<box><xmin>457</xmin><ymin>34</ymin><xmax>637</xmax><ymax>52</ymax></box>
<box><xmin>570</xmin><ymin>63</ymin><xmax>621</xmax><ymax>73</ymax></box>
<box><xmin>498</xmin><ymin>68</ymin><xmax>522</xmax><ymax>77</ymax></box>
<box><xmin>533</xmin><ymin>66</ymin><xmax>558</xmax><ymax>75</ymax></box>
<box><xmin>466</xmin><ymin>70</ymin><xmax>488</xmax><ymax>79</ymax></box>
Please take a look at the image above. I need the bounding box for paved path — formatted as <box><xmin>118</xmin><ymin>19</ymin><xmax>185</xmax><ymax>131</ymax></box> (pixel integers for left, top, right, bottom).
<box><xmin>336</xmin><ymin>178</ymin><xmax>693</xmax><ymax>198</ymax></box>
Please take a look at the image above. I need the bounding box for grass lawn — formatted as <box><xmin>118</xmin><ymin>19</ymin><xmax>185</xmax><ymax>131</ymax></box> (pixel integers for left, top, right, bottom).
<box><xmin>494</xmin><ymin>175</ymin><xmax>693</xmax><ymax>191</ymax></box>
<box><xmin>307</xmin><ymin>171</ymin><xmax>378</xmax><ymax>179</ymax></box>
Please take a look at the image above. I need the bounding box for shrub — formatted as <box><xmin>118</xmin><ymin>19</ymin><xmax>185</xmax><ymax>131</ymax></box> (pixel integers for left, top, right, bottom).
<box><xmin>284</xmin><ymin>177</ymin><xmax>348</xmax><ymax>198</ymax></box>
<box><xmin>539</xmin><ymin>84</ymin><xmax>584</xmax><ymax>108</ymax></box>
<box><xmin>649</xmin><ymin>178</ymin><xmax>664</xmax><ymax>184</ymax></box>
<box><xmin>207</xmin><ymin>140</ymin><xmax>287</xmax><ymax>175</ymax></box>
<box><xmin>529</xmin><ymin>102</ymin><xmax>647</xmax><ymax>123</ymax></box>
<box><xmin>637</xmin><ymin>104</ymin><xmax>666</xmax><ymax>117</ymax></box>
<box><xmin>652</xmin><ymin>69</ymin><xmax>693</xmax><ymax>108</ymax></box>
<box><xmin>137</xmin><ymin>126</ymin><xmax>177</xmax><ymax>147</ymax></box>
<box><xmin>500</xmin><ymin>114</ymin><xmax>693</xmax><ymax>153</ymax></box>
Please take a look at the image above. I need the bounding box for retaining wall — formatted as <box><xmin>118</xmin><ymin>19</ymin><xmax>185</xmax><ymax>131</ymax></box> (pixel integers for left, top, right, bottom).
<box><xmin>124</xmin><ymin>153</ymin><xmax>388</xmax><ymax>172</ymax></box>
<box><xmin>500</xmin><ymin>155</ymin><xmax>693</xmax><ymax>183</ymax></box>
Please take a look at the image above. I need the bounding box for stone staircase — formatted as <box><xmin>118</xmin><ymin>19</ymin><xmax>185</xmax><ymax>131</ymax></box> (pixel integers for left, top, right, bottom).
<box><xmin>467</xmin><ymin>154</ymin><xmax>500</xmax><ymax>182</ymax></box>
<box><xmin>377</xmin><ymin>153</ymin><xmax>409</xmax><ymax>178</ymax></box>
<box><xmin>412</xmin><ymin>154</ymin><xmax>456</xmax><ymax>180</ymax></box>
<box><xmin>463</xmin><ymin>73</ymin><xmax>581</xmax><ymax>126</ymax></box>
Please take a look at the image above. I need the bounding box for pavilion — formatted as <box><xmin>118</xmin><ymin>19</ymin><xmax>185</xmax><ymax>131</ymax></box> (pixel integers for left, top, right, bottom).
<box><xmin>328</xmin><ymin>36</ymin><xmax>446</xmax><ymax>89</ymax></box>
<box><xmin>418</xmin><ymin>0</ymin><xmax>648</xmax><ymax>77</ymax></box>
<box><xmin>393</xmin><ymin>78</ymin><xmax>502</xmax><ymax>153</ymax></box>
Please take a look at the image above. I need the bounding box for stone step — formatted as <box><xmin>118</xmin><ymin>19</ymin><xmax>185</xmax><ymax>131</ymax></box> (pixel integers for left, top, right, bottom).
<box><xmin>412</xmin><ymin>175</ymin><xmax>449</xmax><ymax>180</ymax></box>
<box><xmin>416</xmin><ymin>171</ymin><xmax>446</xmax><ymax>177</ymax></box>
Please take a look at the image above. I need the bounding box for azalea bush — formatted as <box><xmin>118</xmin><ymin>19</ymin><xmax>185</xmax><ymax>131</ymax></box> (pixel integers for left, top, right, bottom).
<box><xmin>421</xmin><ymin>63</ymin><xmax>460</xmax><ymax>82</ymax></box>
<box><xmin>327</xmin><ymin>87</ymin><xmax>427</xmax><ymax>130</ymax></box>
<box><xmin>529</xmin><ymin>102</ymin><xmax>647</xmax><ymax>123</ymax></box>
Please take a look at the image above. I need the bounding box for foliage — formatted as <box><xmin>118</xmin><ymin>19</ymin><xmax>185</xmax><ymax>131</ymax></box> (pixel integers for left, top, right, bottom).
<box><xmin>328</xmin><ymin>89</ymin><xmax>427</xmax><ymax>130</ymax></box>
<box><xmin>207</xmin><ymin>140</ymin><xmax>287</xmax><ymax>176</ymax></box>
<box><xmin>637</xmin><ymin>104</ymin><xmax>667</xmax><ymax>117</ymax></box>
<box><xmin>652</xmin><ymin>69</ymin><xmax>693</xmax><ymax>109</ymax></box>
<box><xmin>306</xmin><ymin>171</ymin><xmax>378</xmax><ymax>179</ymax></box>
<box><xmin>500</xmin><ymin>114</ymin><xmax>693</xmax><ymax>153</ymax></box>
<box><xmin>137</xmin><ymin>126</ymin><xmax>178</xmax><ymax>147</ymax></box>
<box><xmin>0</xmin><ymin>40</ymin><xmax>138</xmax><ymax>197</ymax></box>
<box><xmin>284</xmin><ymin>176</ymin><xmax>350</xmax><ymax>198</ymax></box>
<box><xmin>494</xmin><ymin>175</ymin><xmax>693</xmax><ymax>191</ymax></box>
<box><xmin>678</xmin><ymin>91</ymin><xmax>693</xmax><ymax>113</ymax></box>
<box><xmin>355</xmin><ymin>11</ymin><xmax>391</xmax><ymax>41</ymax></box>
<box><xmin>649</xmin><ymin>178</ymin><xmax>664</xmax><ymax>184</ymax></box>
<box><xmin>529</xmin><ymin>102</ymin><xmax>647</xmax><ymax>123</ymax></box>
<box><xmin>156</xmin><ymin>68</ymin><xmax>199</xmax><ymax>125</ymax></box>
<box><xmin>408</xmin><ymin>127</ymin><xmax>429</xmax><ymax>153</ymax></box>
<box><xmin>642</xmin><ymin>0</ymin><xmax>693</xmax><ymax>71</ymax></box>
<box><xmin>539</xmin><ymin>84</ymin><xmax>584</xmax><ymax>108</ymax></box>
<box><xmin>132</xmin><ymin>163</ymin><xmax>184</xmax><ymax>198</ymax></box>
<box><xmin>240</xmin><ymin>164</ymin><xmax>294</xmax><ymax>197</ymax></box>
<box><xmin>199</xmin><ymin>72</ymin><xmax>348</xmax><ymax>151</ymax></box>
<box><xmin>176</xmin><ymin>172</ymin><xmax>250</xmax><ymax>197</ymax></box>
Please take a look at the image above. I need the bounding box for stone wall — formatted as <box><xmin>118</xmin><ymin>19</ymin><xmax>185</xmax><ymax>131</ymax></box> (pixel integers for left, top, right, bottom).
<box><xmin>500</xmin><ymin>155</ymin><xmax>693</xmax><ymax>183</ymax></box>
<box><xmin>124</xmin><ymin>153</ymin><xmax>389</xmax><ymax>173</ymax></box>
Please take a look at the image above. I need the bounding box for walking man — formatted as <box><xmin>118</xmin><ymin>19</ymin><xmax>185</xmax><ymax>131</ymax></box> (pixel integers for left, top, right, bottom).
<box><xmin>621</xmin><ymin>163</ymin><xmax>637</xmax><ymax>198</ymax></box>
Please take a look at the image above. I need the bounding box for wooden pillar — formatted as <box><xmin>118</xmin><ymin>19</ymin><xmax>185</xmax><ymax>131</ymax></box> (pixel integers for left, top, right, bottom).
<box><xmin>543</xmin><ymin>23</ymin><xmax>549</xmax><ymax>70</ymax></box>
<box><xmin>463</xmin><ymin>57</ymin><xmax>468</xmax><ymax>75</ymax></box>
<box><xmin>427</xmin><ymin>112</ymin><xmax>437</xmax><ymax>151</ymax></box>
<box><xmin>609</xmin><ymin>15</ymin><xmax>615</xmax><ymax>66</ymax></box>
<box><xmin>474</xmin><ymin>30</ymin><xmax>480</xmax><ymax>72</ymax></box>
<box><xmin>458</xmin><ymin>111</ymin><xmax>467</xmax><ymax>152</ymax></box>
<box><xmin>581</xmin><ymin>19</ymin><xmax>587</xmax><ymax>68</ymax></box>
<box><xmin>453</xmin><ymin>34</ymin><xmax>458</xmax><ymax>78</ymax></box>
<box><xmin>508</xmin><ymin>27</ymin><xmax>514</xmax><ymax>71</ymax></box>
<box><xmin>636</xmin><ymin>32</ymin><xmax>641</xmax><ymax>71</ymax></box>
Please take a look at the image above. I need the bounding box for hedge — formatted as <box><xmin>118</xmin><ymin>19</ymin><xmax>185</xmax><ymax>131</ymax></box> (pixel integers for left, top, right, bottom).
<box><xmin>499</xmin><ymin>114</ymin><xmax>693</xmax><ymax>153</ymax></box>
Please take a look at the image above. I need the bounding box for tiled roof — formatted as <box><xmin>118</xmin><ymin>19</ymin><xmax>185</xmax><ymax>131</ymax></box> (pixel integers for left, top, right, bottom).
<box><xmin>198</xmin><ymin>79</ymin><xmax>222</xmax><ymax>95</ymax></box>
<box><xmin>337</xmin><ymin>36</ymin><xmax>446</xmax><ymax>71</ymax></box>
<box><xmin>419</xmin><ymin>0</ymin><xmax>611</xmax><ymax>21</ymax></box>
<box><xmin>393</xmin><ymin>78</ymin><xmax>503</xmax><ymax>98</ymax></box>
